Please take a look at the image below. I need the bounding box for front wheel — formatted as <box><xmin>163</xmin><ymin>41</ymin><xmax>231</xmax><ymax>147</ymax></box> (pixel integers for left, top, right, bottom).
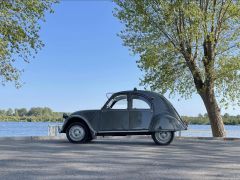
<box><xmin>66</xmin><ymin>122</ymin><xmax>89</xmax><ymax>143</ymax></box>
<box><xmin>152</xmin><ymin>131</ymin><xmax>174</xmax><ymax>145</ymax></box>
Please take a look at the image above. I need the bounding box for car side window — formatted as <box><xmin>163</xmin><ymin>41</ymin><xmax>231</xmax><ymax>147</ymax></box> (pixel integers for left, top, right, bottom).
<box><xmin>107</xmin><ymin>95</ymin><xmax>128</xmax><ymax>109</ymax></box>
<box><xmin>132</xmin><ymin>96</ymin><xmax>151</xmax><ymax>110</ymax></box>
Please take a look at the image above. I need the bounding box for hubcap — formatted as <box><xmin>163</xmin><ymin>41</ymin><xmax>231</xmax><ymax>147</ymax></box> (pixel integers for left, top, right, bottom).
<box><xmin>69</xmin><ymin>125</ymin><xmax>85</xmax><ymax>141</ymax></box>
<box><xmin>155</xmin><ymin>131</ymin><xmax>172</xmax><ymax>143</ymax></box>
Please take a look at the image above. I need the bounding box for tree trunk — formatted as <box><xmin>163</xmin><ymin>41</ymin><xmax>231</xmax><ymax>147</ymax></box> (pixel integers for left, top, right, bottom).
<box><xmin>200</xmin><ymin>89</ymin><xmax>226</xmax><ymax>137</ymax></box>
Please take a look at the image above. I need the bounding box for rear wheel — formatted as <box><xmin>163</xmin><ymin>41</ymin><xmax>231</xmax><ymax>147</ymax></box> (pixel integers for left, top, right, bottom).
<box><xmin>152</xmin><ymin>131</ymin><xmax>174</xmax><ymax>145</ymax></box>
<box><xmin>66</xmin><ymin>122</ymin><xmax>89</xmax><ymax>143</ymax></box>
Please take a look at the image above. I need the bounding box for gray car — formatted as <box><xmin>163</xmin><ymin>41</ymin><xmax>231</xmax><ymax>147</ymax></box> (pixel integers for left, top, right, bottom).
<box><xmin>60</xmin><ymin>89</ymin><xmax>187</xmax><ymax>145</ymax></box>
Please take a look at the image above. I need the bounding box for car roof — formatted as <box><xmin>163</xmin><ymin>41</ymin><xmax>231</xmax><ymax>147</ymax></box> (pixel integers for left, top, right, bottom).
<box><xmin>107</xmin><ymin>90</ymin><xmax>180</xmax><ymax>118</ymax></box>
<box><xmin>113</xmin><ymin>90</ymin><xmax>164</xmax><ymax>99</ymax></box>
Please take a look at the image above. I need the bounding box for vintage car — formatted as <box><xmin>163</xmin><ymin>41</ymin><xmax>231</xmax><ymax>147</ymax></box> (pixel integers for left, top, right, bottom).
<box><xmin>60</xmin><ymin>89</ymin><xmax>187</xmax><ymax>145</ymax></box>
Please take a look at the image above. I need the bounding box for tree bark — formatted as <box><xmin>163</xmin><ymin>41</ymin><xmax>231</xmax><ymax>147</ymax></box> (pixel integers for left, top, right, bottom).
<box><xmin>199</xmin><ymin>88</ymin><xmax>226</xmax><ymax>137</ymax></box>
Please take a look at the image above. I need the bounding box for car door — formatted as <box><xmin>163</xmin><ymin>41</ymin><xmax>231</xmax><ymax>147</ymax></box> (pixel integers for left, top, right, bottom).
<box><xmin>129</xmin><ymin>94</ymin><xmax>153</xmax><ymax>130</ymax></box>
<box><xmin>99</xmin><ymin>94</ymin><xmax>129</xmax><ymax>131</ymax></box>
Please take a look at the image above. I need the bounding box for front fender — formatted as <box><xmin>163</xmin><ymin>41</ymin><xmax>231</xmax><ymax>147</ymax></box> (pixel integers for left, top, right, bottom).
<box><xmin>61</xmin><ymin>115</ymin><xmax>96</xmax><ymax>135</ymax></box>
<box><xmin>150</xmin><ymin>113</ymin><xmax>187</xmax><ymax>132</ymax></box>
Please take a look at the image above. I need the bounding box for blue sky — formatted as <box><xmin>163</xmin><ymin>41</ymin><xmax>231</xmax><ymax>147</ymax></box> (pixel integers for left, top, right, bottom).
<box><xmin>0</xmin><ymin>1</ymin><xmax>238</xmax><ymax>116</ymax></box>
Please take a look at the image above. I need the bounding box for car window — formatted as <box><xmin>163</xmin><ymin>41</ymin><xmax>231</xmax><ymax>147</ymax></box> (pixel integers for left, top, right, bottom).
<box><xmin>107</xmin><ymin>95</ymin><xmax>128</xmax><ymax>109</ymax></box>
<box><xmin>132</xmin><ymin>96</ymin><xmax>151</xmax><ymax>109</ymax></box>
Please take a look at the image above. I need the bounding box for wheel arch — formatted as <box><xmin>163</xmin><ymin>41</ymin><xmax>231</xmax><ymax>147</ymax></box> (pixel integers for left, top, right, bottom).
<box><xmin>62</xmin><ymin>115</ymin><xmax>96</xmax><ymax>136</ymax></box>
<box><xmin>150</xmin><ymin>113</ymin><xmax>186</xmax><ymax>132</ymax></box>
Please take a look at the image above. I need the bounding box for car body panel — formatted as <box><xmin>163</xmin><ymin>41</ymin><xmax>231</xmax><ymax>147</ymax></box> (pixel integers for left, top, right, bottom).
<box><xmin>129</xmin><ymin>109</ymin><xmax>153</xmax><ymax>130</ymax></box>
<box><xmin>60</xmin><ymin>90</ymin><xmax>187</xmax><ymax>135</ymax></box>
<box><xmin>100</xmin><ymin>109</ymin><xmax>129</xmax><ymax>131</ymax></box>
<box><xmin>71</xmin><ymin>110</ymin><xmax>101</xmax><ymax>130</ymax></box>
<box><xmin>61</xmin><ymin>110</ymin><xmax>100</xmax><ymax>134</ymax></box>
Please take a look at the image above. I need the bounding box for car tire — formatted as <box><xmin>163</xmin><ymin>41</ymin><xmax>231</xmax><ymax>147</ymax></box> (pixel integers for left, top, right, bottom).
<box><xmin>152</xmin><ymin>131</ymin><xmax>174</xmax><ymax>145</ymax></box>
<box><xmin>66</xmin><ymin>122</ymin><xmax>89</xmax><ymax>143</ymax></box>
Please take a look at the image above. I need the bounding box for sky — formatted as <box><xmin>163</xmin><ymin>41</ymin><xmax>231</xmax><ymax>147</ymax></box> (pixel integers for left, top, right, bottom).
<box><xmin>0</xmin><ymin>0</ymin><xmax>239</xmax><ymax>116</ymax></box>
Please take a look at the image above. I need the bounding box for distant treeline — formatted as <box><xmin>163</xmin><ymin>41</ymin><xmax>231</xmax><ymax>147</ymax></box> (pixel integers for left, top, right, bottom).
<box><xmin>183</xmin><ymin>113</ymin><xmax>240</xmax><ymax>125</ymax></box>
<box><xmin>0</xmin><ymin>107</ymin><xmax>64</xmax><ymax>122</ymax></box>
<box><xmin>0</xmin><ymin>108</ymin><xmax>239</xmax><ymax>125</ymax></box>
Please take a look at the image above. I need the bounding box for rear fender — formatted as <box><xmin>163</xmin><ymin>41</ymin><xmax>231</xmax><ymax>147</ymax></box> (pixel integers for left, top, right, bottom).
<box><xmin>150</xmin><ymin>113</ymin><xmax>187</xmax><ymax>132</ymax></box>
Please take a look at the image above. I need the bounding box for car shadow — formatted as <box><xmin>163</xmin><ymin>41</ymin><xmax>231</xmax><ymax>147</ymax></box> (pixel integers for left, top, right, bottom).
<box><xmin>89</xmin><ymin>139</ymin><xmax>156</xmax><ymax>146</ymax></box>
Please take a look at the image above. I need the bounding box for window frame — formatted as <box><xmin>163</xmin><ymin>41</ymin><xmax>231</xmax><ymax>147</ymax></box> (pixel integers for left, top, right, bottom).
<box><xmin>102</xmin><ymin>93</ymin><xmax>130</xmax><ymax>110</ymax></box>
<box><xmin>129</xmin><ymin>93</ymin><xmax>153</xmax><ymax>111</ymax></box>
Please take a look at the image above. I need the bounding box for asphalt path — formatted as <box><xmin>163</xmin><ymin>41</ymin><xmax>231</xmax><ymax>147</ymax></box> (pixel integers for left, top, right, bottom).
<box><xmin>0</xmin><ymin>137</ymin><xmax>239</xmax><ymax>180</ymax></box>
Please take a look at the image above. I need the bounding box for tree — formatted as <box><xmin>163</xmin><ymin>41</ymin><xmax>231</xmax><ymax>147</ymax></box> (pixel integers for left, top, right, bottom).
<box><xmin>6</xmin><ymin>108</ymin><xmax>13</xmax><ymax>116</ymax></box>
<box><xmin>14</xmin><ymin>109</ymin><xmax>19</xmax><ymax>116</ymax></box>
<box><xmin>0</xmin><ymin>110</ymin><xmax>6</xmax><ymax>115</ymax></box>
<box><xmin>16</xmin><ymin>108</ymin><xmax>28</xmax><ymax>117</ymax></box>
<box><xmin>0</xmin><ymin>0</ymin><xmax>57</xmax><ymax>87</ymax></box>
<box><xmin>204</xmin><ymin>113</ymin><xmax>209</xmax><ymax>118</ymax></box>
<box><xmin>114</xmin><ymin>0</ymin><xmax>240</xmax><ymax>137</ymax></box>
<box><xmin>223</xmin><ymin>113</ymin><xmax>230</xmax><ymax>118</ymax></box>
<box><xmin>42</xmin><ymin>107</ymin><xmax>53</xmax><ymax>116</ymax></box>
<box><xmin>28</xmin><ymin>107</ymin><xmax>42</xmax><ymax>116</ymax></box>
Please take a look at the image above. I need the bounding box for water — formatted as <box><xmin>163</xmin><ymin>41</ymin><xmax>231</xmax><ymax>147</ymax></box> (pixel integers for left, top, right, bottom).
<box><xmin>0</xmin><ymin>122</ymin><xmax>62</xmax><ymax>137</ymax></box>
<box><xmin>0</xmin><ymin>122</ymin><xmax>239</xmax><ymax>137</ymax></box>
<box><xmin>181</xmin><ymin>125</ymin><xmax>240</xmax><ymax>138</ymax></box>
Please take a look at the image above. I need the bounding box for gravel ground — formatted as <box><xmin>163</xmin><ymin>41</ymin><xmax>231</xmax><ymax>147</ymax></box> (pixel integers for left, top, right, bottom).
<box><xmin>0</xmin><ymin>136</ymin><xmax>239</xmax><ymax>180</ymax></box>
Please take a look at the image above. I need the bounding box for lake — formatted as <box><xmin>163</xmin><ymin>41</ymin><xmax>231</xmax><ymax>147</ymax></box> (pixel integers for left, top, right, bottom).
<box><xmin>0</xmin><ymin>122</ymin><xmax>61</xmax><ymax>137</ymax></box>
<box><xmin>0</xmin><ymin>122</ymin><xmax>239</xmax><ymax>137</ymax></box>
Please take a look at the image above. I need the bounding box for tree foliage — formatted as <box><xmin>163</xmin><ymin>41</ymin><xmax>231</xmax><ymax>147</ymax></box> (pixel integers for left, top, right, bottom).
<box><xmin>6</xmin><ymin>108</ymin><xmax>13</xmax><ymax>116</ymax></box>
<box><xmin>0</xmin><ymin>107</ymin><xmax>64</xmax><ymax>122</ymax></box>
<box><xmin>0</xmin><ymin>0</ymin><xmax>57</xmax><ymax>87</ymax></box>
<box><xmin>28</xmin><ymin>107</ymin><xmax>53</xmax><ymax>116</ymax></box>
<box><xmin>114</xmin><ymin>0</ymin><xmax>240</xmax><ymax>107</ymax></box>
<box><xmin>15</xmin><ymin>108</ymin><xmax>27</xmax><ymax>116</ymax></box>
<box><xmin>183</xmin><ymin>115</ymin><xmax>240</xmax><ymax>125</ymax></box>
